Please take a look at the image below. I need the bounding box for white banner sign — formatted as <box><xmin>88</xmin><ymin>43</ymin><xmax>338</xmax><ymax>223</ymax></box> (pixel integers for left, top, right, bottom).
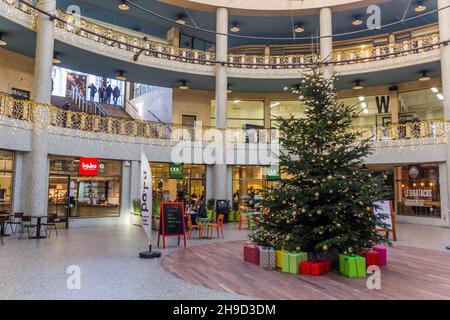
<box><xmin>374</xmin><ymin>200</ymin><xmax>392</xmax><ymax>229</ymax></box>
<box><xmin>140</xmin><ymin>151</ymin><xmax>152</xmax><ymax>245</ymax></box>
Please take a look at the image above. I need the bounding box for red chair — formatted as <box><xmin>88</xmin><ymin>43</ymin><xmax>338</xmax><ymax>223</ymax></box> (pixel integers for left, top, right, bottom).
<box><xmin>238</xmin><ymin>209</ymin><xmax>250</xmax><ymax>230</ymax></box>
<box><xmin>187</xmin><ymin>215</ymin><xmax>203</xmax><ymax>240</ymax></box>
<box><xmin>207</xmin><ymin>214</ymin><xmax>224</xmax><ymax>239</ymax></box>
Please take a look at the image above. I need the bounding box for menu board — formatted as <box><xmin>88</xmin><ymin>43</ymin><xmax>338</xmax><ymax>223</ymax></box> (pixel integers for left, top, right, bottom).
<box><xmin>374</xmin><ymin>201</ymin><xmax>392</xmax><ymax>229</ymax></box>
<box><xmin>161</xmin><ymin>202</ymin><xmax>184</xmax><ymax>235</ymax></box>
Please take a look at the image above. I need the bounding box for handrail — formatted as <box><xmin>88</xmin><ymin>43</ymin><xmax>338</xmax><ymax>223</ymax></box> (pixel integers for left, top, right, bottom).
<box><xmin>1</xmin><ymin>92</ymin><xmax>449</xmax><ymax>146</ymax></box>
<box><xmin>3</xmin><ymin>0</ymin><xmax>444</xmax><ymax>70</ymax></box>
<box><xmin>71</xmin><ymin>86</ymin><xmax>108</xmax><ymax>117</ymax></box>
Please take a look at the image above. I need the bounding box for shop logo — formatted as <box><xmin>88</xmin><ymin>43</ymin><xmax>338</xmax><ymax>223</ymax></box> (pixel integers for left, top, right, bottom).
<box><xmin>408</xmin><ymin>166</ymin><xmax>420</xmax><ymax>179</ymax></box>
<box><xmin>79</xmin><ymin>157</ymin><xmax>99</xmax><ymax>176</ymax></box>
<box><xmin>169</xmin><ymin>163</ymin><xmax>184</xmax><ymax>179</ymax></box>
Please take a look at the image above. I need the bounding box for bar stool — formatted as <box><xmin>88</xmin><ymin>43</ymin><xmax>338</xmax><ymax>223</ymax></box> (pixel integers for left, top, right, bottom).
<box><xmin>5</xmin><ymin>212</ymin><xmax>24</xmax><ymax>234</ymax></box>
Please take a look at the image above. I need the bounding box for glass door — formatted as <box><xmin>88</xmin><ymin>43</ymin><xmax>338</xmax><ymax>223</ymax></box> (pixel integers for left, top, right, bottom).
<box><xmin>48</xmin><ymin>174</ymin><xmax>71</xmax><ymax>228</ymax></box>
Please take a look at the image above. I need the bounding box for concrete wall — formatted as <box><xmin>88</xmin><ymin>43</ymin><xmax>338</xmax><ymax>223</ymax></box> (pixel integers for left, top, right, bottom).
<box><xmin>130</xmin><ymin>87</ymin><xmax>173</xmax><ymax>123</ymax></box>
<box><xmin>0</xmin><ymin>48</ymin><xmax>34</xmax><ymax>95</ymax></box>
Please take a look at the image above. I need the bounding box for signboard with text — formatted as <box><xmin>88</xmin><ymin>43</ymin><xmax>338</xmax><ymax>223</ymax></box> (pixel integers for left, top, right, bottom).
<box><xmin>169</xmin><ymin>163</ymin><xmax>184</xmax><ymax>179</ymax></box>
<box><xmin>267</xmin><ymin>165</ymin><xmax>280</xmax><ymax>181</ymax></box>
<box><xmin>79</xmin><ymin>157</ymin><xmax>99</xmax><ymax>176</ymax></box>
<box><xmin>157</xmin><ymin>202</ymin><xmax>186</xmax><ymax>249</ymax></box>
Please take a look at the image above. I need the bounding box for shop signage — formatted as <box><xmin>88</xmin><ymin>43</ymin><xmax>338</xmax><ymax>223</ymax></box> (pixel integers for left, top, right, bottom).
<box><xmin>79</xmin><ymin>157</ymin><xmax>99</xmax><ymax>176</ymax></box>
<box><xmin>157</xmin><ymin>202</ymin><xmax>186</xmax><ymax>249</ymax></box>
<box><xmin>267</xmin><ymin>165</ymin><xmax>280</xmax><ymax>181</ymax></box>
<box><xmin>408</xmin><ymin>166</ymin><xmax>420</xmax><ymax>179</ymax></box>
<box><xmin>169</xmin><ymin>163</ymin><xmax>184</xmax><ymax>179</ymax></box>
<box><xmin>11</xmin><ymin>88</ymin><xmax>30</xmax><ymax>100</ymax></box>
<box><xmin>404</xmin><ymin>188</ymin><xmax>433</xmax><ymax>199</ymax></box>
<box><xmin>376</xmin><ymin>95</ymin><xmax>390</xmax><ymax>114</ymax></box>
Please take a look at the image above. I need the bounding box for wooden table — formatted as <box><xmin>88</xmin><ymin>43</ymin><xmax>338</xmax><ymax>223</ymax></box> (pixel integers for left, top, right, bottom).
<box><xmin>30</xmin><ymin>215</ymin><xmax>47</xmax><ymax>239</ymax></box>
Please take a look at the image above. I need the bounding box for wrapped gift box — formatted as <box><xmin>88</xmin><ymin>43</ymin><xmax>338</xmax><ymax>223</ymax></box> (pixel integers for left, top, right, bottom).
<box><xmin>275</xmin><ymin>250</ymin><xmax>286</xmax><ymax>269</ymax></box>
<box><xmin>360</xmin><ymin>251</ymin><xmax>381</xmax><ymax>267</ymax></box>
<box><xmin>300</xmin><ymin>260</ymin><xmax>313</xmax><ymax>275</ymax></box>
<box><xmin>243</xmin><ymin>244</ymin><xmax>260</xmax><ymax>264</ymax></box>
<box><xmin>372</xmin><ymin>245</ymin><xmax>387</xmax><ymax>266</ymax></box>
<box><xmin>259</xmin><ymin>247</ymin><xmax>276</xmax><ymax>270</ymax></box>
<box><xmin>289</xmin><ymin>252</ymin><xmax>309</xmax><ymax>274</ymax></box>
<box><xmin>339</xmin><ymin>254</ymin><xmax>366</xmax><ymax>278</ymax></box>
<box><xmin>300</xmin><ymin>260</ymin><xmax>331</xmax><ymax>276</ymax></box>
<box><xmin>282</xmin><ymin>252</ymin><xmax>290</xmax><ymax>273</ymax></box>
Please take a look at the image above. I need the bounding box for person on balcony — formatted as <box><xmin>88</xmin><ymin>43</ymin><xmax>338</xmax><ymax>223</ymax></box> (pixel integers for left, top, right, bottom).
<box><xmin>106</xmin><ymin>84</ymin><xmax>113</xmax><ymax>104</ymax></box>
<box><xmin>88</xmin><ymin>83</ymin><xmax>97</xmax><ymax>102</ymax></box>
<box><xmin>98</xmin><ymin>84</ymin><xmax>105</xmax><ymax>104</ymax></box>
<box><xmin>113</xmin><ymin>86</ymin><xmax>121</xmax><ymax>105</ymax></box>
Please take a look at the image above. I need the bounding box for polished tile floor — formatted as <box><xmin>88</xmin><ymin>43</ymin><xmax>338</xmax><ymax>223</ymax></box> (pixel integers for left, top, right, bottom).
<box><xmin>0</xmin><ymin>220</ymin><xmax>448</xmax><ymax>300</ymax></box>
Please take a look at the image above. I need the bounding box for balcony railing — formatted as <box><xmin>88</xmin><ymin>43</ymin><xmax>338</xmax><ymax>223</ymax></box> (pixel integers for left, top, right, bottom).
<box><xmin>2</xmin><ymin>0</ymin><xmax>444</xmax><ymax>70</ymax></box>
<box><xmin>1</xmin><ymin>93</ymin><xmax>449</xmax><ymax>146</ymax></box>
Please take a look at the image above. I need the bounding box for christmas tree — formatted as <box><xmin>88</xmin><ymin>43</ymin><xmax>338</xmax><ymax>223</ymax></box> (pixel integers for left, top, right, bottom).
<box><xmin>252</xmin><ymin>67</ymin><xmax>392</xmax><ymax>260</ymax></box>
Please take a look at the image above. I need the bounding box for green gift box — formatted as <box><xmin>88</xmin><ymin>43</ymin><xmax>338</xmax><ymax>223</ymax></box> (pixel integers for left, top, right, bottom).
<box><xmin>340</xmin><ymin>254</ymin><xmax>366</xmax><ymax>278</ymax></box>
<box><xmin>282</xmin><ymin>252</ymin><xmax>290</xmax><ymax>273</ymax></box>
<box><xmin>288</xmin><ymin>252</ymin><xmax>308</xmax><ymax>274</ymax></box>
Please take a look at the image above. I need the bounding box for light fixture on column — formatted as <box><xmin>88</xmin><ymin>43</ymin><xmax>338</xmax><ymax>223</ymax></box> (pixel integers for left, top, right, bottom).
<box><xmin>52</xmin><ymin>53</ymin><xmax>61</xmax><ymax>64</ymax></box>
<box><xmin>352</xmin><ymin>16</ymin><xmax>363</xmax><ymax>26</ymax></box>
<box><xmin>230</xmin><ymin>24</ymin><xmax>240</xmax><ymax>33</ymax></box>
<box><xmin>353</xmin><ymin>80</ymin><xmax>364</xmax><ymax>90</ymax></box>
<box><xmin>118</xmin><ymin>0</ymin><xmax>130</xmax><ymax>11</ymax></box>
<box><xmin>414</xmin><ymin>1</ymin><xmax>427</xmax><ymax>12</ymax></box>
<box><xmin>294</xmin><ymin>24</ymin><xmax>304</xmax><ymax>33</ymax></box>
<box><xmin>0</xmin><ymin>34</ymin><xmax>7</xmax><ymax>46</ymax></box>
<box><xmin>179</xmin><ymin>81</ymin><xmax>189</xmax><ymax>90</ymax></box>
<box><xmin>116</xmin><ymin>71</ymin><xmax>127</xmax><ymax>81</ymax></box>
<box><xmin>176</xmin><ymin>15</ymin><xmax>186</xmax><ymax>25</ymax></box>
<box><xmin>418</xmin><ymin>71</ymin><xmax>431</xmax><ymax>82</ymax></box>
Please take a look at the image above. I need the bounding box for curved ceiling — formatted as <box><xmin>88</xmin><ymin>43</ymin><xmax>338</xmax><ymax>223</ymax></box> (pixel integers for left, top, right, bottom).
<box><xmin>56</xmin><ymin>0</ymin><xmax>438</xmax><ymax>47</ymax></box>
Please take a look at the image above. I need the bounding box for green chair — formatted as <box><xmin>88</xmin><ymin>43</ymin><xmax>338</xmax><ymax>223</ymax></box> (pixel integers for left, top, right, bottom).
<box><xmin>248</xmin><ymin>214</ymin><xmax>257</xmax><ymax>230</ymax></box>
<box><xmin>206</xmin><ymin>210</ymin><xmax>213</xmax><ymax>220</ymax></box>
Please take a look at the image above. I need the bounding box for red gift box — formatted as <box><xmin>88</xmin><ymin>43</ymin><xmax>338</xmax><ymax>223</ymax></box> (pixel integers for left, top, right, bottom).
<box><xmin>243</xmin><ymin>244</ymin><xmax>260</xmax><ymax>264</ymax></box>
<box><xmin>360</xmin><ymin>251</ymin><xmax>381</xmax><ymax>267</ymax></box>
<box><xmin>372</xmin><ymin>245</ymin><xmax>387</xmax><ymax>266</ymax></box>
<box><xmin>300</xmin><ymin>260</ymin><xmax>331</xmax><ymax>276</ymax></box>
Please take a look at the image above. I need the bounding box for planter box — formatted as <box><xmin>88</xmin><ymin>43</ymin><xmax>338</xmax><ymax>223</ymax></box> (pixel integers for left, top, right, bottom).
<box><xmin>130</xmin><ymin>213</ymin><xmax>142</xmax><ymax>226</ymax></box>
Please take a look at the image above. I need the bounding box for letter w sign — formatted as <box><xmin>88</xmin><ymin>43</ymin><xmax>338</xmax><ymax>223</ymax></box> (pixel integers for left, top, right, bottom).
<box><xmin>376</xmin><ymin>96</ymin><xmax>390</xmax><ymax>114</ymax></box>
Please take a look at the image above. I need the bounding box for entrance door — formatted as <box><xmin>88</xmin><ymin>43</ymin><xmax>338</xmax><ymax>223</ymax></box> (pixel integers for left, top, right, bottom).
<box><xmin>48</xmin><ymin>175</ymin><xmax>71</xmax><ymax>228</ymax></box>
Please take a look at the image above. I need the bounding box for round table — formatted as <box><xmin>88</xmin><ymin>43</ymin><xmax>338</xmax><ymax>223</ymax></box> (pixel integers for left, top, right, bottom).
<box><xmin>30</xmin><ymin>215</ymin><xmax>48</xmax><ymax>239</ymax></box>
<box><xmin>195</xmin><ymin>217</ymin><xmax>212</xmax><ymax>239</ymax></box>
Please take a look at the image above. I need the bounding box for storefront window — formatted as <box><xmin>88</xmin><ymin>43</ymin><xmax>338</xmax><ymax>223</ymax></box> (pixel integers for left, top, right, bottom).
<box><xmin>338</xmin><ymin>95</ymin><xmax>391</xmax><ymax>127</ymax></box>
<box><xmin>399</xmin><ymin>88</ymin><xmax>444</xmax><ymax>122</ymax></box>
<box><xmin>270</xmin><ymin>100</ymin><xmax>307</xmax><ymax>128</ymax></box>
<box><xmin>0</xmin><ymin>150</ymin><xmax>14</xmax><ymax>213</ymax></box>
<box><xmin>211</xmin><ymin>100</ymin><xmax>264</xmax><ymax>128</ymax></box>
<box><xmin>396</xmin><ymin>164</ymin><xmax>441</xmax><ymax>218</ymax></box>
<box><xmin>151</xmin><ymin>163</ymin><xmax>206</xmax><ymax>205</ymax></box>
<box><xmin>49</xmin><ymin>156</ymin><xmax>122</xmax><ymax>218</ymax></box>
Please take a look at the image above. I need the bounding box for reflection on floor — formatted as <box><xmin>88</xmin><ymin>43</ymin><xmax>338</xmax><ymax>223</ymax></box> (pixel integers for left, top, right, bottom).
<box><xmin>0</xmin><ymin>220</ymin><xmax>448</xmax><ymax>299</ymax></box>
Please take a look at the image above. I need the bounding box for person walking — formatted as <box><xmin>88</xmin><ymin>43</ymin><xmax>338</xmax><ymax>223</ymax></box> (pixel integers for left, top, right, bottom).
<box><xmin>88</xmin><ymin>83</ymin><xmax>97</xmax><ymax>102</ymax></box>
<box><xmin>106</xmin><ymin>84</ymin><xmax>113</xmax><ymax>104</ymax></box>
<box><xmin>98</xmin><ymin>84</ymin><xmax>105</xmax><ymax>104</ymax></box>
<box><xmin>113</xmin><ymin>86</ymin><xmax>121</xmax><ymax>105</ymax></box>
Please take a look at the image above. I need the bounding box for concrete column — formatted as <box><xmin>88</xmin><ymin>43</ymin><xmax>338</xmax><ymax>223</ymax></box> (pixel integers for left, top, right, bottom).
<box><xmin>439</xmin><ymin>0</ymin><xmax>450</xmax><ymax>120</ymax></box>
<box><xmin>24</xmin><ymin>0</ymin><xmax>56</xmax><ymax>216</ymax></box>
<box><xmin>319</xmin><ymin>7</ymin><xmax>333</xmax><ymax>80</ymax></box>
<box><xmin>120</xmin><ymin>160</ymin><xmax>132</xmax><ymax>224</ymax></box>
<box><xmin>212</xmin><ymin>7</ymin><xmax>229</xmax><ymax>201</ymax></box>
<box><xmin>12</xmin><ymin>152</ymin><xmax>24</xmax><ymax>213</ymax></box>
<box><xmin>264</xmin><ymin>99</ymin><xmax>271</xmax><ymax>129</ymax></box>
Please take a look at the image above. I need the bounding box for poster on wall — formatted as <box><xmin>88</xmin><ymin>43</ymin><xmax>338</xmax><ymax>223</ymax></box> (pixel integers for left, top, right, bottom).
<box><xmin>66</xmin><ymin>72</ymin><xmax>87</xmax><ymax>98</ymax></box>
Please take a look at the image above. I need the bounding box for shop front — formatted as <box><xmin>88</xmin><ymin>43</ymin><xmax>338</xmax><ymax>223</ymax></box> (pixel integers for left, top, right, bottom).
<box><xmin>48</xmin><ymin>156</ymin><xmax>122</xmax><ymax>223</ymax></box>
<box><xmin>0</xmin><ymin>150</ymin><xmax>14</xmax><ymax>213</ymax></box>
<box><xmin>396</xmin><ymin>163</ymin><xmax>441</xmax><ymax>218</ymax></box>
<box><xmin>151</xmin><ymin>163</ymin><xmax>206</xmax><ymax>205</ymax></box>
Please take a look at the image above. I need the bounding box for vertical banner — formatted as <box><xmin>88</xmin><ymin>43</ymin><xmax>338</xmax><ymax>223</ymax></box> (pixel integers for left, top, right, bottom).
<box><xmin>140</xmin><ymin>151</ymin><xmax>152</xmax><ymax>245</ymax></box>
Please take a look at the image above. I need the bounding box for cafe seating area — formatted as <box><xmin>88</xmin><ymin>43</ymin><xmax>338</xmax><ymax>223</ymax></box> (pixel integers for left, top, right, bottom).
<box><xmin>0</xmin><ymin>211</ymin><xmax>62</xmax><ymax>244</ymax></box>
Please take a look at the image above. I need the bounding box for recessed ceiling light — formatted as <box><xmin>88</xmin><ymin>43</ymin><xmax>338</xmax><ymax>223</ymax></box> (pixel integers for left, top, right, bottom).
<box><xmin>116</xmin><ymin>71</ymin><xmax>127</xmax><ymax>81</ymax></box>
<box><xmin>233</xmin><ymin>99</ymin><xmax>241</xmax><ymax>104</ymax></box>
<box><xmin>294</xmin><ymin>25</ymin><xmax>304</xmax><ymax>33</ymax></box>
<box><xmin>0</xmin><ymin>34</ymin><xmax>7</xmax><ymax>46</ymax></box>
<box><xmin>176</xmin><ymin>15</ymin><xmax>186</xmax><ymax>25</ymax></box>
<box><xmin>230</xmin><ymin>24</ymin><xmax>240</xmax><ymax>33</ymax></box>
<box><xmin>179</xmin><ymin>81</ymin><xmax>189</xmax><ymax>90</ymax></box>
<box><xmin>415</xmin><ymin>2</ymin><xmax>427</xmax><ymax>12</ymax></box>
<box><xmin>118</xmin><ymin>0</ymin><xmax>129</xmax><ymax>11</ymax></box>
<box><xmin>419</xmin><ymin>71</ymin><xmax>431</xmax><ymax>82</ymax></box>
<box><xmin>353</xmin><ymin>80</ymin><xmax>364</xmax><ymax>90</ymax></box>
<box><xmin>431</xmin><ymin>87</ymin><xmax>439</xmax><ymax>93</ymax></box>
<box><xmin>352</xmin><ymin>17</ymin><xmax>363</xmax><ymax>26</ymax></box>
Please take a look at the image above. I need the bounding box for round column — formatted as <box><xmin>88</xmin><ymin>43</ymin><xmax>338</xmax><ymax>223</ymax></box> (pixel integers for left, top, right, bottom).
<box><xmin>319</xmin><ymin>7</ymin><xmax>333</xmax><ymax>80</ymax></box>
<box><xmin>439</xmin><ymin>0</ymin><xmax>450</xmax><ymax>120</ymax></box>
<box><xmin>212</xmin><ymin>7</ymin><xmax>228</xmax><ymax>202</ymax></box>
<box><xmin>25</xmin><ymin>0</ymin><xmax>56</xmax><ymax>216</ymax></box>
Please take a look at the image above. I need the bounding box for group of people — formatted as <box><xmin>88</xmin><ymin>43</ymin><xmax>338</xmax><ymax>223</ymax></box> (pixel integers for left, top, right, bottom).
<box><xmin>88</xmin><ymin>83</ymin><xmax>121</xmax><ymax>105</ymax></box>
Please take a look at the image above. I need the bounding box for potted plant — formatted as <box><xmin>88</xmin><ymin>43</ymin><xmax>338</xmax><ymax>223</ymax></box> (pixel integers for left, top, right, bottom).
<box><xmin>152</xmin><ymin>198</ymin><xmax>161</xmax><ymax>231</ymax></box>
<box><xmin>206</xmin><ymin>198</ymin><xmax>215</xmax><ymax>219</ymax></box>
<box><xmin>131</xmin><ymin>199</ymin><xmax>142</xmax><ymax>226</ymax></box>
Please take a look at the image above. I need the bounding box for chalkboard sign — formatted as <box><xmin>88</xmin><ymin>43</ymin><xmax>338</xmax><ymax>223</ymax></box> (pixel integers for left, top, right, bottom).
<box><xmin>157</xmin><ymin>202</ymin><xmax>186</xmax><ymax>249</ymax></box>
<box><xmin>374</xmin><ymin>200</ymin><xmax>397</xmax><ymax>241</ymax></box>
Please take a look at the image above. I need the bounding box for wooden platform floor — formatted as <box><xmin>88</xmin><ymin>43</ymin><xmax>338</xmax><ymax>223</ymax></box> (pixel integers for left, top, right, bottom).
<box><xmin>162</xmin><ymin>241</ymin><xmax>450</xmax><ymax>300</ymax></box>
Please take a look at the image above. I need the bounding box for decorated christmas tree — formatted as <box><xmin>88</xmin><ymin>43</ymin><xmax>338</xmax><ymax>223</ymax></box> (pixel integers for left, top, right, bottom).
<box><xmin>252</xmin><ymin>67</ymin><xmax>392</xmax><ymax>260</ymax></box>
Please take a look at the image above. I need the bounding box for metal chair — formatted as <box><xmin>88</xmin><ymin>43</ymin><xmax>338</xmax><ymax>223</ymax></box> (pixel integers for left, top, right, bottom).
<box><xmin>42</xmin><ymin>213</ymin><xmax>58</xmax><ymax>238</ymax></box>
<box><xmin>19</xmin><ymin>216</ymin><xmax>37</xmax><ymax>239</ymax></box>
<box><xmin>5</xmin><ymin>212</ymin><xmax>24</xmax><ymax>234</ymax></box>
<box><xmin>0</xmin><ymin>216</ymin><xmax>6</xmax><ymax>245</ymax></box>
